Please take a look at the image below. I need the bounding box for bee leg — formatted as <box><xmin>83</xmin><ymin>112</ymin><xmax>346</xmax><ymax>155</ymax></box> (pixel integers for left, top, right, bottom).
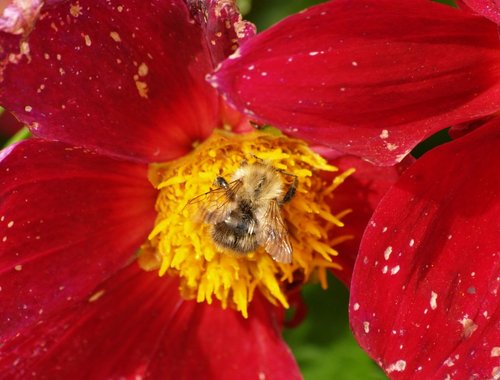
<box><xmin>281</xmin><ymin>175</ymin><xmax>298</xmax><ymax>204</ymax></box>
<box><xmin>250</xmin><ymin>154</ymin><xmax>264</xmax><ymax>163</ymax></box>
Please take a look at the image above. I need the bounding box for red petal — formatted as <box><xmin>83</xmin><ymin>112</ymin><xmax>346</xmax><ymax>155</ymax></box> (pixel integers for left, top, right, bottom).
<box><xmin>458</xmin><ymin>0</ymin><xmax>500</xmax><ymax>24</ymax></box>
<box><xmin>0</xmin><ymin>0</ymin><xmax>220</xmax><ymax>162</ymax></box>
<box><xmin>0</xmin><ymin>139</ymin><xmax>156</xmax><ymax>342</ymax></box>
<box><xmin>211</xmin><ymin>0</ymin><xmax>500</xmax><ymax>165</ymax></box>
<box><xmin>349</xmin><ymin>121</ymin><xmax>500</xmax><ymax>378</ymax></box>
<box><xmin>1</xmin><ymin>263</ymin><xmax>300</xmax><ymax>379</ymax></box>
<box><xmin>148</xmin><ymin>290</ymin><xmax>300</xmax><ymax>379</ymax></box>
<box><xmin>327</xmin><ymin>154</ymin><xmax>412</xmax><ymax>286</ymax></box>
<box><xmin>448</xmin><ymin>115</ymin><xmax>495</xmax><ymax>139</ymax></box>
<box><xmin>187</xmin><ymin>0</ymin><xmax>256</xmax><ymax>65</ymax></box>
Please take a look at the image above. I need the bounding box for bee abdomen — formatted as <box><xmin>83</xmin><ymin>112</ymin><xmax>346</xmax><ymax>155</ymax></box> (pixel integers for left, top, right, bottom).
<box><xmin>211</xmin><ymin>221</ymin><xmax>258</xmax><ymax>253</ymax></box>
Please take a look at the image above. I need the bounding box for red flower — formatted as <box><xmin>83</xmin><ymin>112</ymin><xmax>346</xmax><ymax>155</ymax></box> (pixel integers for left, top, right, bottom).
<box><xmin>211</xmin><ymin>0</ymin><xmax>499</xmax><ymax>377</ymax></box>
<box><xmin>0</xmin><ymin>1</ymin><xmax>402</xmax><ymax>378</ymax></box>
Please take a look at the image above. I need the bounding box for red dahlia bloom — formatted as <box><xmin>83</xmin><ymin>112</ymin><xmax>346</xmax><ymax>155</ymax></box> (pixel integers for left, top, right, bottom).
<box><xmin>0</xmin><ymin>0</ymin><xmax>403</xmax><ymax>378</ymax></box>
<box><xmin>211</xmin><ymin>0</ymin><xmax>500</xmax><ymax>378</ymax></box>
<box><xmin>205</xmin><ymin>0</ymin><xmax>500</xmax><ymax>378</ymax></box>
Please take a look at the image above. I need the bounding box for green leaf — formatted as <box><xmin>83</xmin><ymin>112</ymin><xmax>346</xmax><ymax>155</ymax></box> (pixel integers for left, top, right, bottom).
<box><xmin>284</xmin><ymin>275</ymin><xmax>387</xmax><ymax>380</ymax></box>
<box><xmin>246</xmin><ymin>0</ymin><xmax>456</xmax><ymax>31</ymax></box>
<box><xmin>245</xmin><ymin>0</ymin><xmax>325</xmax><ymax>30</ymax></box>
<box><xmin>4</xmin><ymin>126</ymin><xmax>31</xmax><ymax>148</ymax></box>
<box><xmin>236</xmin><ymin>0</ymin><xmax>252</xmax><ymax>15</ymax></box>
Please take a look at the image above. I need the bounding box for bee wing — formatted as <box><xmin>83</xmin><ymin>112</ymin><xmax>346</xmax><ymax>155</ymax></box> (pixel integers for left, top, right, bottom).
<box><xmin>257</xmin><ymin>200</ymin><xmax>292</xmax><ymax>264</ymax></box>
<box><xmin>186</xmin><ymin>179</ymin><xmax>242</xmax><ymax>223</ymax></box>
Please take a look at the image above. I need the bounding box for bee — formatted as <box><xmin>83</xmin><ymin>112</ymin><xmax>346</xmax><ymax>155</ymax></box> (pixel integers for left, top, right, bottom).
<box><xmin>188</xmin><ymin>160</ymin><xmax>297</xmax><ymax>263</ymax></box>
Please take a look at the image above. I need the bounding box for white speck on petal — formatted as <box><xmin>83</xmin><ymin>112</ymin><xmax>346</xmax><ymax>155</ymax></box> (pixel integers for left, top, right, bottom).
<box><xmin>444</xmin><ymin>357</ymin><xmax>454</xmax><ymax>367</ymax></box>
<box><xmin>430</xmin><ymin>291</ymin><xmax>438</xmax><ymax>310</ymax></box>
<box><xmin>24</xmin><ymin>105</ymin><xmax>32</xmax><ymax>112</ymax></box>
<box><xmin>353</xmin><ymin>303</ymin><xmax>360</xmax><ymax>311</ymax></box>
<box><xmin>135</xmin><ymin>80</ymin><xmax>148</xmax><ymax>99</ymax></box>
<box><xmin>352</xmin><ymin>61</ymin><xmax>358</xmax><ymax>67</ymax></box>
<box><xmin>382</xmin><ymin>226</ymin><xmax>388</xmax><ymax>233</ymax></box>
<box><xmin>83</xmin><ymin>34</ymin><xmax>91</xmax><ymax>46</ymax></box>
<box><xmin>7</xmin><ymin>221</ymin><xmax>14</xmax><ymax>228</ymax></box>
<box><xmin>491</xmin><ymin>347</ymin><xmax>500</xmax><ymax>357</ymax></box>
<box><xmin>380</xmin><ymin>129</ymin><xmax>389</xmax><ymax>139</ymax></box>
<box><xmin>138</xmin><ymin>62</ymin><xmax>148</xmax><ymax>77</ymax></box>
<box><xmin>384</xmin><ymin>246</ymin><xmax>392</xmax><ymax>260</ymax></box>
<box><xmin>363</xmin><ymin>321</ymin><xmax>370</xmax><ymax>333</ymax></box>
<box><xmin>70</xmin><ymin>3</ymin><xmax>82</xmax><ymax>17</ymax></box>
<box><xmin>109</xmin><ymin>31</ymin><xmax>121</xmax><ymax>42</ymax></box>
<box><xmin>386</xmin><ymin>360</ymin><xmax>406</xmax><ymax>373</ymax></box>
<box><xmin>382</xmin><ymin>265</ymin><xmax>388</xmax><ymax>274</ymax></box>
<box><xmin>386</xmin><ymin>143</ymin><xmax>398</xmax><ymax>151</ymax></box>
<box><xmin>14</xmin><ymin>265</ymin><xmax>22</xmax><ymax>271</ymax></box>
<box><xmin>88</xmin><ymin>289</ymin><xmax>105</xmax><ymax>302</ymax></box>
<box><xmin>20</xmin><ymin>41</ymin><xmax>30</xmax><ymax>56</ymax></box>
<box><xmin>391</xmin><ymin>265</ymin><xmax>400</xmax><ymax>275</ymax></box>
<box><xmin>309</xmin><ymin>51</ymin><xmax>319</xmax><ymax>56</ymax></box>
<box><xmin>409</xmin><ymin>239</ymin><xmax>415</xmax><ymax>247</ymax></box>
<box><xmin>459</xmin><ymin>317</ymin><xmax>478</xmax><ymax>338</ymax></box>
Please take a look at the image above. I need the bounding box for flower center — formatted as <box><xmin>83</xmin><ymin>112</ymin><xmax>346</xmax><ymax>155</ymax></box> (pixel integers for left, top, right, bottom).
<box><xmin>139</xmin><ymin>129</ymin><xmax>354</xmax><ymax>317</ymax></box>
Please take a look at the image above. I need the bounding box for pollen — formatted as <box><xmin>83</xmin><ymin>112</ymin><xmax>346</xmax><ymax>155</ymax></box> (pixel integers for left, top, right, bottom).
<box><xmin>139</xmin><ymin>130</ymin><xmax>354</xmax><ymax>318</ymax></box>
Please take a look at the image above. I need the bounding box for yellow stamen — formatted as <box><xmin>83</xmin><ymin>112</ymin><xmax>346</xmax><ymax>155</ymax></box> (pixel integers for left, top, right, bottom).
<box><xmin>138</xmin><ymin>130</ymin><xmax>353</xmax><ymax>318</ymax></box>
